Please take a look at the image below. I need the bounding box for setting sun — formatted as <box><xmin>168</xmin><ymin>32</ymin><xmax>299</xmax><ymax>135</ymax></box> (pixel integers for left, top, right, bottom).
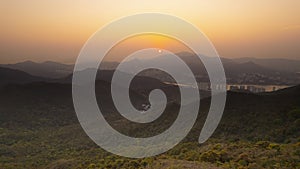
<box><xmin>0</xmin><ymin>0</ymin><xmax>299</xmax><ymax>63</ymax></box>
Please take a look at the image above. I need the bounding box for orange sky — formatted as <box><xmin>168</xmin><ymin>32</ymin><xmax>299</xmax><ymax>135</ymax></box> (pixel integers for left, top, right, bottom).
<box><xmin>0</xmin><ymin>0</ymin><xmax>299</xmax><ymax>63</ymax></box>
<box><xmin>102</xmin><ymin>34</ymin><xmax>193</xmax><ymax>62</ymax></box>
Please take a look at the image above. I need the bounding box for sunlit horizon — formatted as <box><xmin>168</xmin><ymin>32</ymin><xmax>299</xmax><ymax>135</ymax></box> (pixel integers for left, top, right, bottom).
<box><xmin>1</xmin><ymin>0</ymin><xmax>300</xmax><ymax>64</ymax></box>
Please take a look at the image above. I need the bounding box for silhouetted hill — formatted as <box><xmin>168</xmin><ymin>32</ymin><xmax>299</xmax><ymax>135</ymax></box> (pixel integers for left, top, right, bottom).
<box><xmin>0</xmin><ymin>61</ymin><xmax>118</xmax><ymax>79</ymax></box>
<box><xmin>0</xmin><ymin>61</ymin><xmax>74</xmax><ymax>78</ymax></box>
<box><xmin>234</xmin><ymin>57</ymin><xmax>300</xmax><ymax>73</ymax></box>
<box><xmin>0</xmin><ymin>67</ymin><xmax>48</xmax><ymax>87</ymax></box>
<box><xmin>223</xmin><ymin>61</ymin><xmax>273</xmax><ymax>77</ymax></box>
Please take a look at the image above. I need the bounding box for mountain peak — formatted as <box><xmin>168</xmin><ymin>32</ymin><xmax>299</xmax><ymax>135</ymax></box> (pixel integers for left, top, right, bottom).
<box><xmin>19</xmin><ymin>60</ymin><xmax>37</xmax><ymax>65</ymax></box>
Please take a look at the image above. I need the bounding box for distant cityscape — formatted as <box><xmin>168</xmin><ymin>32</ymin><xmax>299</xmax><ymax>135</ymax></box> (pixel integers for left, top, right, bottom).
<box><xmin>197</xmin><ymin>82</ymin><xmax>290</xmax><ymax>93</ymax></box>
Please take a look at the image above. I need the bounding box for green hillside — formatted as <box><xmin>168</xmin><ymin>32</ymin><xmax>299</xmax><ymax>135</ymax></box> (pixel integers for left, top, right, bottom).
<box><xmin>0</xmin><ymin>82</ymin><xmax>299</xmax><ymax>169</ymax></box>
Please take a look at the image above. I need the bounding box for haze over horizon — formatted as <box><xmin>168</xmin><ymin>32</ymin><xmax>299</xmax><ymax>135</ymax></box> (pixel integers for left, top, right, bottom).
<box><xmin>2</xmin><ymin>52</ymin><xmax>300</xmax><ymax>65</ymax></box>
<box><xmin>1</xmin><ymin>0</ymin><xmax>300</xmax><ymax>64</ymax></box>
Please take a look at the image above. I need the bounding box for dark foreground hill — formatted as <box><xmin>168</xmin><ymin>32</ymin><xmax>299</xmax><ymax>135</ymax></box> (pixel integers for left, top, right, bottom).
<box><xmin>0</xmin><ymin>82</ymin><xmax>299</xmax><ymax>169</ymax></box>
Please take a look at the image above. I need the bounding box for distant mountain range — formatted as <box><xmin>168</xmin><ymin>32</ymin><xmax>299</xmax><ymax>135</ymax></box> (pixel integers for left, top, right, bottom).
<box><xmin>0</xmin><ymin>54</ymin><xmax>300</xmax><ymax>86</ymax></box>
<box><xmin>0</xmin><ymin>61</ymin><xmax>74</xmax><ymax>78</ymax></box>
<box><xmin>105</xmin><ymin>53</ymin><xmax>300</xmax><ymax>85</ymax></box>
<box><xmin>233</xmin><ymin>57</ymin><xmax>300</xmax><ymax>73</ymax></box>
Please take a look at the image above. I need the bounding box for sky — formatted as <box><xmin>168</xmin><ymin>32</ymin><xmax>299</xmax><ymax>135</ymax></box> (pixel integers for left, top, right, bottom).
<box><xmin>102</xmin><ymin>34</ymin><xmax>193</xmax><ymax>62</ymax></box>
<box><xmin>0</xmin><ymin>0</ymin><xmax>300</xmax><ymax>64</ymax></box>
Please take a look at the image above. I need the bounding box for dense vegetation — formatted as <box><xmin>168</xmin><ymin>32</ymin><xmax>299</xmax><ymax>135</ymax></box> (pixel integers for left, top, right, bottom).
<box><xmin>0</xmin><ymin>121</ymin><xmax>299</xmax><ymax>169</ymax></box>
<box><xmin>0</xmin><ymin>83</ymin><xmax>299</xmax><ymax>168</ymax></box>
